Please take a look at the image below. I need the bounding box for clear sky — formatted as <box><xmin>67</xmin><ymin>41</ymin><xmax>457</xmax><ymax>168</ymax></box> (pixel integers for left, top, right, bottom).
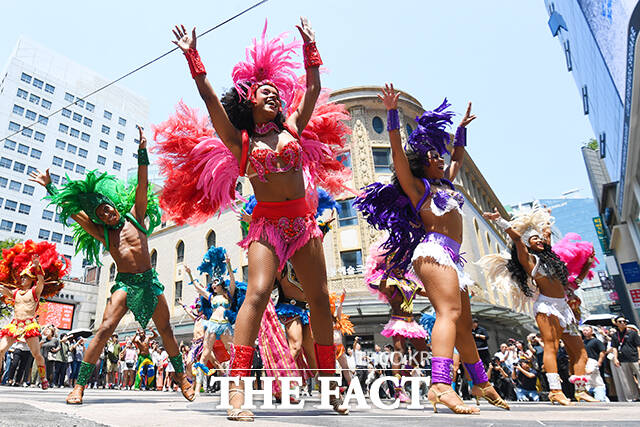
<box><xmin>0</xmin><ymin>0</ymin><xmax>596</xmax><ymax>205</ymax></box>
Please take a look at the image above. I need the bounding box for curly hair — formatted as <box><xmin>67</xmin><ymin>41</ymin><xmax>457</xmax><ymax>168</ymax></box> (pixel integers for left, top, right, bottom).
<box><xmin>220</xmin><ymin>86</ymin><xmax>286</xmax><ymax>137</ymax></box>
<box><xmin>390</xmin><ymin>149</ymin><xmax>427</xmax><ymax>192</ymax></box>
<box><xmin>506</xmin><ymin>242</ymin><xmax>568</xmax><ymax>297</ymax></box>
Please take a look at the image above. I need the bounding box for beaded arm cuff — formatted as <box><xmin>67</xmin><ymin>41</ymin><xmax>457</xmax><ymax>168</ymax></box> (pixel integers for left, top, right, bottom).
<box><xmin>76</xmin><ymin>361</ymin><xmax>95</xmax><ymax>386</ymax></box>
<box><xmin>137</xmin><ymin>148</ymin><xmax>150</xmax><ymax>166</ymax></box>
<box><xmin>493</xmin><ymin>217</ymin><xmax>511</xmax><ymax>232</ymax></box>
<box><xmin>454</xmin><ymin>126</ymin><xmax>467</xmax><ymax>147</ymax></box>
<box><xmin>387</xmin><ymin>109</ymin><xmax>400</xmax><ymax>131</ymax></box>
<box><xmin>45</xmin><ymin>183</ymin><xmax>58</xmax><ymax>196</ymax></box>
<box><xmin>303</xmin><ymin>41</ymin><xmax>323</xmax><ymax>68</ymax></box>
<box><xmin>169</xmin><ymin>354</ymin><xmax>185</xmax><ymax>374</ymax></box>
<box><xmin>183</xmin><ymin>48</ymin><xmax>206</xmax><ymax>79</ymax></box>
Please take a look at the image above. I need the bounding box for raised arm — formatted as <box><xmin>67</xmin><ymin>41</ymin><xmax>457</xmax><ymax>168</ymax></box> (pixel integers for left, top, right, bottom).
<box><xmin>133</xmin><ymin>125</ymin><xmax>148</xmax><ymax>224</ymax></box>
<box><xmin>378</xmin><ymin>84</ymin><xmax>422</xmax><ymax>205</ymax></box>
<box><xmin>28</xmin><ymin>169</ymin><xmax>106</xmax><ymax>246</ymax></box>
<box><xmin>172</xmin><ymin>25</ymin><xmax>242</xmax><ymax>153</ymax></box>
<box><xmin>444</xmin><ymin>102</ymin><xmax>475</xmax><ymax>181</ymax></box>
<box><xmin>225</xmin><ymin>255</ymin><xmax>236</xmax><ymax>299</ymax></box>
<box><xmin>177</xmin><ymin>298</ymin><xmax>197</xmax><ymax>321</ymax></box>
<box><xmin>483</xmin><ymin>208</ymin><xmax>536</xmax><ymax>275</ymax></box>
<box><xmin>32</xmin><ymin>255</ymin><xmax>45</xmax><ymax>298</ymax></box>
<box><xmin>288</xmin><ymin>17</ymin><xmax>321</xmax><ymax>134</ymax></box>
<box><xmin>0</xmin><ymin>285</ymin><xmax>13</xmax><ymax>299</ymax></box>
<box><xmin>574</xmin><ymin>250</ymin><xmax>596</xmax><ymax>284</ymax></box>
<box><xmin>334</xmin><ymin>289</ymin><xmax>346</xmax><ymax>318</ymax></box>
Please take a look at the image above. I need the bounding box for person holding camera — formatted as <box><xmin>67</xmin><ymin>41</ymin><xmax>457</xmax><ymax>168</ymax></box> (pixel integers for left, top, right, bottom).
<box><xmin>488</xmin><ymin>356</ymin><xmax>515</xmax><ymax>401</ymax></box>
<box><xmin>512</xmin><ymin>358</ymin><xmax>539</xmax><ymax>401</ymax></box>
<box><xmin>471</xmin><ymin>319</ymin><xmax>490</xmax><ymax>368</ymax></box>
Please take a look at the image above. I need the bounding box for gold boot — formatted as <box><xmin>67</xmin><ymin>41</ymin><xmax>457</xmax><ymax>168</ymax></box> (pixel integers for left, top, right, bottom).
<box><xmin>575</xmin><ymin>390</ymin><xmax>598</xmax><ymax>402</ymax></box>
<box><xmin>549</xmin><ymin>390</ymin><xmax>574</xmax><ymax>406</ymax></box>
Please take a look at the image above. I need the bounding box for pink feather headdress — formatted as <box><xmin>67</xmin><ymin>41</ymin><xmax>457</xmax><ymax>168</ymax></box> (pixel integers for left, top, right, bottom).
<box><xmin>231</xmin><ymin>20</ymin><xmax>303</xmax><ymax>108</ymax></box>
<box><xmin>552</xmin><ymin>232</ymin><xmax>598</xmax><ymax>289</ymax></box>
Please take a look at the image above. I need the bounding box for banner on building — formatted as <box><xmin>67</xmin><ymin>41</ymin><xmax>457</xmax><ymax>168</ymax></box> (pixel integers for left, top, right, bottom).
<box><xmin>36</xmin><ymin>301</ymin><xmax>75</xmax><ymax>330</ymax></box>
<box><xmin>621</xmin><ymin>261</ymin><xmax>640</xmax><ymax>284</ymax></box>
<box><xmin>629</xmin><ymin>288</ymin><xmax>640</xmax><ymax>309</ymax></box>
<box><xmin>592</xmin><ymin>217</ymin><xmax>609</xmax><ymax>253</ymax></box>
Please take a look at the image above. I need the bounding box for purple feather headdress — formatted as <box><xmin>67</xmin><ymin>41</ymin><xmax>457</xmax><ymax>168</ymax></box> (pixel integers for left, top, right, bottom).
<box><xmin>407</xmin><ymin>98</ymin><xmax>455</xmax><ymax>156</ymax></box>
<box><xmin>353</xmin><ymin>182</ymin><xmax>425</xmax><ymax>272</ymax></box>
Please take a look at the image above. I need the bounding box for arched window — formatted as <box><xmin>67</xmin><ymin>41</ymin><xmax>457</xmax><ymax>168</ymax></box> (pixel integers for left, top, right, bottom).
<box><xmin>109</xmin><ymin>263</ymin><xmax>116</xmax><ymax>281</ymax></box>
<box><xmin>176</xmin><ymin>241</ymin><xmax>185</xmax><ymax>263</ymax></box>
<box><xmin>150</xmin><ymin>250</ymin><xmax>158</xmax><ymax>269</ymax></box>
<box><xmin>206</xmin><ymin>230</ymin><xmax>216</xmax><ymax>249</ymax></box>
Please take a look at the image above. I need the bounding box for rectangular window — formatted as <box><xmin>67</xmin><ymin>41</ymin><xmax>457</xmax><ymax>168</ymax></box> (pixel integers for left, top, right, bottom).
<box><xmin>56</xmin><ymin>139</ymin><xmax>66</xmax><ymax>150</ymax></box>
<box><xmin>101</xmin><ymin>125</ymin><xmax>110</xmax><ymax>135</ymax></box>
<box><xmin>22</xmin><ymin>184</ymin><xmax>34</xmax><ymax>195</ymax></box>
<box><xmin>17</xmin><ymin>88</ymin><xmax>28</xmax><ymax>99</ymax></box>
<box><xmin>4</xmin><ymin>139</ymin><xmax>16</xmax><ymax>150</ymax></box>
<box><xmin>104</xmin><ymin>110</ymin><xmax>112</xmax><ymax>120</ymax></box>
<box><xmin>28</xmin><ymin>94</ymin><xmax>40</xmax><ymax>105</ymax></box>
<box><xmin>99</xmin><ymin>140</ymin><xmax>108</xmax><ymax>149</ymax></box>
<box><xmin>0</xmin><ymin>157</ymin><xmax>12</xmax><ymax>168</ymax></box>
<box><xmin>50</xmin><ymin>173</ymin><xmax>60</xmax><ymax>184</ymax></box>
<box><xmin>20</xmin><ymin>73</ymin><xmax>32</xmax><ymax>83</ymax></box>
<box><xmin>9</xmin><ymin>121</ymin><xmax>20</xmax><ymax>132</ymax></box>
<box><xmin>14</xmin><ymin>223</ymin><xmax>27</xmax><ymax>235</ymax></box>
<box><xmin>118</xmin><ymin>117</ymin><xmax>126</xmax><ymax>126</ymax></box>
<box><xmin>80</xmin><ymin>132</ymin><xmax>90</xmax><ymax>142</ymax></box>
<box><xmin>9</xmin><ymin>180</ymin><xmax>21</xmax><ymax>191</ymax></box>
<box><xmin>5</xmin><ymin>200</ymin><xmax>17</xmax><ymax>211</ymax></box>
<box><xmin>21</xmin><ymin>127</ymin><xmax>33</xmax><ymax>138</ymax></box>
<box><xmin>74</xmin><ymin>99</ymin><xmax>84</xmax><ymax>108</ymax></box>
<box><xmin>62</xmin><ymin>108</ymin><xmax>72</xmax><ymax>118</ymax></box>
<box><xmin>78</xmin><ymin>148</ymin><xmax>88</xmax><ymax>158</ymax></box>
<box><xmin>86</xmin><ymin>102</ymin><xmax>95</xmax><ymax>112</ymax></box>
<box><xmin>51</xmin><ymin>232</ymin><xmax>62</xmax><ymax>243</ymax></box>
<box><xmin>32</xmin><ymin>78</ymin><xmax>43</xmax><ymax>89</ymax></box>
<box><xmin>72</xmin><ymin>112</ymin><xmax>82</xmax><ymax>122</ymax></box>
<box><xmin>67</xmin><ymin>144</ymin><xmax>77</xmax><ymax>154</ymax></box>
<box><xmin>42</xmin><ymin>210</ymin><xmax>53</xmax><ymax>220</ymax></box>
<box><xmin>30</xmin><ymin>149</ymin><xmax>42</xmax><ymax>159</ymax></box>
<box><xmin>38</xmin><ymin>228</ymin><xmax>50</xmax><ymax>239</ymax></box>
<box><xmin>27</xmin><ymin>166</ymin><xmax>37</xmax><ymax>175</ymax></box>
<box><xmin>64</xmin><ymin>93</ymin><xmax>74</xmax><ymax>102</ymax></box>
<box><xmin>83</xmin><ymin>117</ymin><xmax>92</xmax><ymax>127</ymax></box>
<box><xmin>25</xmin><ymin>110</ymin><xmax>37</xmax><ymax>120</ymax></box>
<box><xmin>372</xmin><ymin>147</ymin><xmax>391</xmax><ymax>173</ymax></box>
<box><xmin>55</xmin><ymin>213</ymin><xmax>64</xmax><ymax>223</ymax></box>
<box><xmin>76</xmin><ymin>165</ymin><xmax>85</xmax><ymax>174</ymax></box>
<box><xmin>599</xmin><ymin>133</ymin><xmax>606</xmax><ymax>159</ymax></box>
<box><xmin>582</xmin><ymin>85</ymin><xmax>589</xmax><ymax>115</ymax></box>
<box><xmin>336</xmin><ymin>198</ymin><xmax>358</xmax><ymax>227</ymax></box>
<box><xmin>38</xmin><ymin>115</ymin><xmax>48</xmax><ymax>125</ymax></box>
<box><xmin>18</xmin><ymin>144</ymin><xmax>29</xmax><ymax>154</ymax></box>
<box><xmin>41</xmin><ymin>99</ymin><xmax>52</xmax><ymax>110</ymax></box>
<box><xmin>59</xmin><ymin>123</ymin><xmax>69</xmax><ymax>133</ymax></box>
<box><xmin>34</xmin><ymin>131</ymin><xmax>45</xmax><ymax>142</ymax></box>
<box><xmin>13</xmin><ymin>162</ymin><xmax>25</xmax><ymax>173</ymax></box>
<box><xmin>113</xmin><ymin>161</ymin><xmax>121</xmax><ymax>171</ymax></box>
<box><xmin>115</xmin><ymin>146</ymin><xmax>123</xmax><ymax>156</ymax></box>
<box><xmin>0</xmin><ymin>220</ymin><xmax>13</xmax><ymax>231</ymax></box>
<box><xmin>18</xmin><ymin>204</ymin><xmax>30</xmax><ymax>214</ymax></box>
<box><xmin>97</xmin><ymin>155</ymin><xmax>106</xmax><ymax>165</ymax></box>
<box><xmin>174</xmin><ymin>281</ymin><xmax>183</xmax><ymax>302</ymax></box>
<box><xmin>116</xmin><ymin>131</ymin><xmax>124</xmax><ymax>141</ymax></box>
<box><xmin>340</xmin><ymin>250</ymin><xmax>363</xmax><ymax>272</ymax></box>
<box><xmin>70</xmin><ymin>128</ymin><xmax>79</xmax><ymax>138</ymax></box>
<box><xmin>0</xmin><ymin>177</ymin><xmax>7</xmax><ymax>187</ymax></box>
<box><xmin>45</xmin><ymin>83</ymin><xmax>55</xmax><ymax>94</ymax></box>
<box><xmin>12</xmin><ymin>104</ymin><xmax>24</xmax><ymax>115</ymax></box>
<box><xmin>64</xmin><ymin>235</ymin><xmax>74</xmax><ymax>246</ymax></box>
<box><xmin>63</xmin><ymin>160</ymin><xmax>74</xmax><ymax>170</ymax></box>
<box><xmin>52</xmin><ymin>156</ymin><xmax>63</xmax><ymax>166</ymax></box>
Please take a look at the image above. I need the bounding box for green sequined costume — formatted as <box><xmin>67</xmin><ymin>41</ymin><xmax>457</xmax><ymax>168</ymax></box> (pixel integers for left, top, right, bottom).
<box><xmin>111</xmin><ymin>269</ymin><xmax>164</xmax><ymax>328</ymax></box>
<box><xmin>76</xmin><ymin>361</ymin><xmax>95</xmax><ymax>387</ymax></box>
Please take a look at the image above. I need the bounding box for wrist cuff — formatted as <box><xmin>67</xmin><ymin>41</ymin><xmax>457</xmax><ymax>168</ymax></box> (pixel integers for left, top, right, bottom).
<box><xmin>493</xmin><ymin>217</ymin><xmax>511</xmax><ymax>232</ymax></box>
<box><xmin>303</xmin><ymin>41</ymin><xmax>323</xmax><ymax>68</ymax></box>
<box><xmin>45</xmin><ymin>183</ymin><xmax>58</xmax><ymax>196</ymax></box>
<box><xmin>387</xmin><ymin>109</ymin><xmax>400</xmax><ymax>131</ymax></box>
<box><xmin>137</xmin><ymin>148</ymin><xmax>150</xmax><ymax>166</ymax></box>
<box><xmin>184</xmin><ymin>48</ymin><xmax>206</xmax><ymax>79</ymax></box>
<box><xmin>454</xmin><ymin>126</ymin><xmax>467</xmax><ymax>147</ymax></box>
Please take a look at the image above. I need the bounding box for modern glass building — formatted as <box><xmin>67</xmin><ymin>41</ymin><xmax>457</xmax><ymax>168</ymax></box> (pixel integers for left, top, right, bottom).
<box><xmin>0</xmin><ymin>38</ymin><xmax>149</xmax><ymax>277</ymax></box>
<box><xmin>544</xmin><ymin>0</ymin><xmax>640</xmax><ymax>322</ymax></box>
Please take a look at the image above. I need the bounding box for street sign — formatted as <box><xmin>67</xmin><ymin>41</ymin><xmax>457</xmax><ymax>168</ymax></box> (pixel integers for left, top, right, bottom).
<box><xmin>621</xmin><ymin>262</ymin><xmax>640</xmax><ymax>283</ymax></box>
<box><xmin>598</xmin><ymin>271</ymin><xmax>616</xmax><ymax>291</ymax></box>
<box><xmin>629</xmin><ymin>288</ymin><xmax>640</xmax><ymax>309</ymax></box>
<box><xmin>609</xmin><ymin>303</ymin><xmax>623</xmax><ymax>313</ymax></box>
<box><xmin>592</xmin><ymin>217</ymin><xmax>609</xmax><ymax>253</ymax></box>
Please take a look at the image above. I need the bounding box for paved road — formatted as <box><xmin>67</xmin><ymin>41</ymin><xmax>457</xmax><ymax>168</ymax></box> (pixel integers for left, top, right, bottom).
<box><xmin>1</xmin><ymin>387</ymin><xmax>639</xmax><ymax>426</ymax></box>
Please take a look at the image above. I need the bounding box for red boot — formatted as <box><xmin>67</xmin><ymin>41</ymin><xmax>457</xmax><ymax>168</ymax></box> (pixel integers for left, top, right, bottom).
<box><xmin>315</xmin><ymin>343</ymin><xmax>348</xmax><ymax>415</ymax></box>
<box><xmin>227</xmin><ymin>344</ymin><xmax>255</xmax><ymax>422</ymax></box>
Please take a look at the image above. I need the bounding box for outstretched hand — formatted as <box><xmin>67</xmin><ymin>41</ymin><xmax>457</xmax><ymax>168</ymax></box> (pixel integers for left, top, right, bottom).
<box><xmin>28</xmin><ymin>168</ymin><xmax>52</xmax><ymax>187</ymax></box>
<box><xmin>136</xmin><ymin>125</ymin><xmax>147</xmax><ymax>149</ymax></box>
<box><xmin>459</xmin><ymin>102</ymin><xmax>476</xmax><ymax>128</ymax></box>
<box><xmin>295</xmin><ymin>16</ymin><xmax>315</xmax><ymax>43</ymax></box>
<box><xmin>377</xmin><ymin>83</ymin><xmax>400</xmax><ymax>111</ymax></box>
<box><xmin>483</xmin><ymin>208</ymin><xmax>501</xmax><ymax>221</ymax></box>
<box><xmin>172</xmin><ymin>25</ymin><xmax>196</xmax><ymax>52</ymax></box>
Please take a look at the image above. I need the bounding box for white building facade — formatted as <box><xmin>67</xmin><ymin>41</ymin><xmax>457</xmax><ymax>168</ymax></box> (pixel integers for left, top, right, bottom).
<box><xmin>0</xmin><ymin>38</ymin><xmax>149</xmax><ymax>278</ymax></box>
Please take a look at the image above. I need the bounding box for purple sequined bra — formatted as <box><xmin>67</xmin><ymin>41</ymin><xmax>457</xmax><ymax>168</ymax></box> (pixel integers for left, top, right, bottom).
<box><xmin>415</xmin><ymin>178</ymin><xmax>464</xmax><ymax>216</ymax></box>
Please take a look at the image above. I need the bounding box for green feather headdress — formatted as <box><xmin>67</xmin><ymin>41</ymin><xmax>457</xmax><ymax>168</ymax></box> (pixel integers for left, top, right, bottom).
<box><xmin>47</xmin><ymin>170</ymin><xmax>161</xmax><ymax>266</ymax></box>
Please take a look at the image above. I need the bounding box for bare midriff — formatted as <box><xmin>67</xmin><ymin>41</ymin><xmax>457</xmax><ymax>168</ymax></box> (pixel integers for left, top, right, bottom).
<box><xmin>108</xmin><ymin>219</ymin><xmax>152</xmax><ymax>274</ymax></box>
<box><xmin>534</xmin><ymin>276</ymin><xmax>566</xmax><ymax>299</ymax></box>
<box><xmin>418</xmin><ymin>197</ymin><xmax>464</xmax><ymax>244</ymax></box>
<box><xmin>193</xmin><ymin>318</ymin><xmax>205</xmax><ymax>340</ymax></box>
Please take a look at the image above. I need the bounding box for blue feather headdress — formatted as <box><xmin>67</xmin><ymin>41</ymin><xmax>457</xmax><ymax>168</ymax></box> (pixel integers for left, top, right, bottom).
<box><xmin>407</xmin><ymin>98</ymin><xmax>455</xmax><ymax>157</ymax></box>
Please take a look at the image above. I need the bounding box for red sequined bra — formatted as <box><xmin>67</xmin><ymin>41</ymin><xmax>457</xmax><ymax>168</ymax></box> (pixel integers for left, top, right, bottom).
<box><xmin>240</xmin><ymin>123</ymin><xmax>303</xmax><ymax>182</ymax></box>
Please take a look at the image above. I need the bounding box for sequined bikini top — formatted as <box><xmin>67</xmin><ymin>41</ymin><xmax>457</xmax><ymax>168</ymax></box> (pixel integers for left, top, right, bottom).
<box><xmin>210</xmin><ymin>294</ymin><xmax>230</xmax><ymax>309</ymax></box>
<box><xmin>415</xmin><ymin>178</ymin><xmax>464</xmax><ymax>216</ymax></box>
<box><xmin>239</xmin><ymin>123</ymin><xmax>303</xmax><ymax>183</ymax></box>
